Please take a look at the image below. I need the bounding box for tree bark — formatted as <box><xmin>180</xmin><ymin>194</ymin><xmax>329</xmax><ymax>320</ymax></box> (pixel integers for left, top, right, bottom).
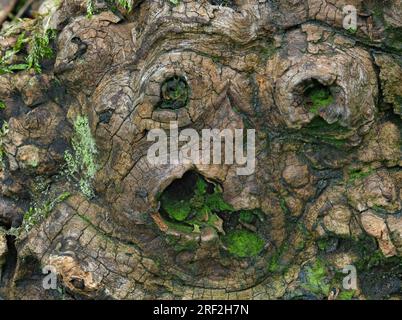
<box><xmin>0</xmin><ymin>0</ymin><xmax>401</xmax><ymax>300</ymax></box>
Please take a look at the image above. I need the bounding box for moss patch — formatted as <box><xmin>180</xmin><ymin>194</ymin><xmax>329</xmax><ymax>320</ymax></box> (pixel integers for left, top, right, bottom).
<box><xmin>307</xmin><ymin>88</ymin><xmax>335</xmax><ymax>114</ymax></box>
<box><xmin>87</xmin><ymin>0</ymin><xmax>136</xmax><ymax>17</ymax></box>
<box><xmin>161</xmin><ymin>196</ymin><xmax>192</xmax><ymax>222</ymax></box>
<box><xmin>347</xmin><ymin>167</ymin><xmax>373</xmax><ymax>184</ymax></box>
<box><xmin>337</xmin><ymin>290</ymin><xmax>355</xmax><ymax>300</ymax></box>
<box><xmin>239</xmin><ymin>210</ymin><xmax>254</xmax><ymax>224</ymax></box>
<box><xmin>223</xmin><ymin>230</ymin><xmax>264</xmax><ymax>258</ymax></box>
<box><xmin>303</xmin><ymin>259</ymin><xmax>330</xmax><ymax>296</ymax></box>
<box><xmin>304</xmin><ymin>83</ymin><xmax>334</xmax><ymax>114</ymax></box>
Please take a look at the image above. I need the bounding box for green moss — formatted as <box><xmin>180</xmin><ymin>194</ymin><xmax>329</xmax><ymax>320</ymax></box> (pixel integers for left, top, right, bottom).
<box><xmin>116</xmin><ymin>0</ymin><xmax>134</xmax><ymax>11</ymax></box>
<box><xmin>303</xmin><ymin>117</ymin><xmax>347</xmax><ymax>134</ymax></box>
<box><xmin>204</xmin><ymin>189</ymin><xmax>234</xmax><ymax>213</ymax></box>
<box><xmin>338</xmin><ymin>290</ymin><xmax>355</xmax><ymax>300</ymax></box>
<box><xmin>161</xmin><ymin>196</ymin><xmax>192</xmax><ymax>222</ymax></box>
<box><xmin>279</xmin><ymin>198</ymin><xmax>289</xmax><ymax>215</ymax></box>
<box><xmin>307</xmin><ymin>88</ymin><xmax>334</xmax><ymax>114</ymax></box>
<box><xmin>348</xmin><ymin>167</ymin><xmax>373</xmax><ymax>184</ymax></box>
<box><xmin>166</xmin><ymin>235</ymin><xmax>198</xmax><ymax>252</ymax></box>
<box><xmin>258</xmin><ymin>42</ymin><xmax>277</xmax><ymax>61</ymax></box>
<box><xmin>238</xmin><ymin>209</ymin><xmax>264</xmax><ymax>225</ymax></box>
<box><xmin>0</xmin><ymin>101</ymin><xmax>6</xmax><ymax>110</ymax></box>
<box><xmin>266</xmin><ymin>241</ymin><xmax>290</xmax><ymax>273</ymax></box>
<box><xmin>165</xmin><ymin>220</ymin><xmax>193</xmax><ymax>234</ymax></box>
<box><xmin>239</xmin><ymin>210</ymin><xmax>254</xmax><ymax>224</ymax></box>
<box><xmin>64</xmin><ymin>116</ymin><xmax>98</xmax><ymax>199</ymax></box>
<box><xmin>267</xmin><ymin>252</ymin><xmax>281</xmax><ymax>273</ymax></box>
<box><xmin>345</xmin><ymin>236</ymin><xmax>393</xmax><ymax>272</ymax></box>
<box><xmin>317</xmin><ymin>238</ymin><xmax>330</xmax><ymax>251</ymax></box>
<box><xmin>357</xmin><ymin>249</ymin><xmax>386</xmax><ymax>271</ymax></box>
<box><xmin>224</xmin><ymin>230</ymin><xmax>264</xmax><ymax>258</ymax></box>
<box><xmin>301</xmin><ymin>117</ymin><xmax>349</xmax><ymax>148</ymax></box>
<box><xmin>87</xmin><ymin>0</ymin><xmax>135</xmax><ymax>17</ymax></box>
<box><xmin>303</xmin><ymin>259</ymin><xmax>330</xmax><ymax>296</ymax></box>
<box><xmin>169</xmin><ymin>0</ymin><xmax>181</xmax><ymax>5</ymax></box>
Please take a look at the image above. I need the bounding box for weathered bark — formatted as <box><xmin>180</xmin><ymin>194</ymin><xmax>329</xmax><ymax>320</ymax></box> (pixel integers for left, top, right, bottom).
<box><xmin>0</xmin><ymin>0</ymin><xmax>401</xmax><ymax>300</ymax></box>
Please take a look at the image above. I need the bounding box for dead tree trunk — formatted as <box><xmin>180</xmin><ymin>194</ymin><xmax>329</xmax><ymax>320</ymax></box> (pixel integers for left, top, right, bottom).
<box><xmin>0</xmin><ymin>0</ymin><xmax>401</xmax><ymax>300</ymax></box>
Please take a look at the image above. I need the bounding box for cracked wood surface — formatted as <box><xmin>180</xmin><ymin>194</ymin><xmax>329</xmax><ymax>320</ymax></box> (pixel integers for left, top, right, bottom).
<box><xmin>0</xmin><ymin>0</ymin><xmax>401</xmax><ymax>300</ymax></box>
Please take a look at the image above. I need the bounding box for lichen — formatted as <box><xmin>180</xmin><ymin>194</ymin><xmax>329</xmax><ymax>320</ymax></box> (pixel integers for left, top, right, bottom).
<box><xmin>64</xmin><ymin>116</ymin><xmax>98</xmax><ymax>199</ymax></box>
<box><xmin>7</xmin><ymin>191</ymin><xmax>70</xmax><ymax>238</ymax></box>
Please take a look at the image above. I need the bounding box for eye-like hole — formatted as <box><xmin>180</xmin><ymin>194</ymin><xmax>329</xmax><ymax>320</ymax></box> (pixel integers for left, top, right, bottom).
<box><xmin>71</xmin><ymin>37</ymin><xmax>87</xmax><ymax>60</ymax></box>
<box><xmin>288</xmin><ymin>79</ymin><xmax>354</xmax><ymax>148</ymax></box>
<box><xmin>157</xmin><ymin>76</ymin><xmax>190</xmax><ymax>110</ymax></box>
<box><xmin>302</xmin><ymin>79</ymin><xmax>335</xmax><ymax>115</ymax></box>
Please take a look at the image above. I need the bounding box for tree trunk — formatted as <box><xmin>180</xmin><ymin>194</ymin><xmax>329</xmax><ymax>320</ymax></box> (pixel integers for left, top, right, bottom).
<box><xmin>0</xmin><ymin>0</ymin><xmax>401</xmax><ymax>300</ymax></box>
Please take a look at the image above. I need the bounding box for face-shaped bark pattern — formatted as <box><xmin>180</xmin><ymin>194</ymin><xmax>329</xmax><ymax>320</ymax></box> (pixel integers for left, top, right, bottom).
<box><xmin>0</xmin><ymin>0</ymin><xmax>401</xmax><ymax>300</ymax></box>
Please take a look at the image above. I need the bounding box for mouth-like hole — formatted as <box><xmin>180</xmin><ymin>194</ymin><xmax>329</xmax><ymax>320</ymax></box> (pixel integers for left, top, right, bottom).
<box><xmin>159</xmin><ymin>171</ymin><xmax>230</xmax><ymax>225</ymax></box>
<box><xmin>157</xmin><ymin>76</ymin><xmax>190</xmax><ymax>110</ymax></box>
<box><xmin>158</xmin><ymin>171</ymin><xmax>267</xmax><ymax>258</ymax></box>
